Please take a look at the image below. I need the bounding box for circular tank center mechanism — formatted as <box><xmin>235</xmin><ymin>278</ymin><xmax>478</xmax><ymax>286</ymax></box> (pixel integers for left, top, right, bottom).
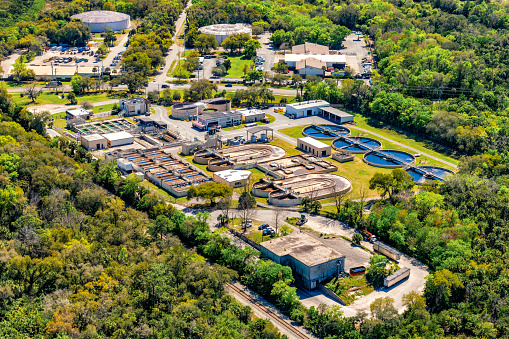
<box><xmin>303</xmin><ymin>124</ymin><xmax>350</xmax><ymax>140</ymax></box>
<box><xmin>405</xmin><ymin>166</ymin><xmax>454</xmax><ymax>183</ymax></box>
<box><xmin>332</xmin><ymin>136</ymin><xmax>382</xmax><ymax>153</ymax></box>
<box><xmin>363</xmin><ymin>150</ymin><xmax>415</xmax><ymax>168</ymax></box>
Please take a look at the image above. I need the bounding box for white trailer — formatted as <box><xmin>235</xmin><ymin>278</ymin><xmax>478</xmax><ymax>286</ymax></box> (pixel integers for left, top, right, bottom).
<box><xmin>373</xmin><ymin>241</ymin><xmax>402</xmax><ymax>261</ymax></box>
<box><xmin>384</xmin><ymin>267</ymin><xmax>410</xmax><ymax>287</ymax></box>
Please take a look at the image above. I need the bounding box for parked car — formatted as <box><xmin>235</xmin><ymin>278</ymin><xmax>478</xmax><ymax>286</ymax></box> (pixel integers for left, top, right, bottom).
<box><xmin>258</xmin><ymin>224</ymin><xmax>269</xmax><ymax>230</ymax></box>
<box><xmin>161</xmin><ymin>84</ymin><xmax>168</xmax><ymax>88</ymax></box>
<box><xmin>225</xmin><ymin>83</ymin><xmax>233</xmax><ymax>87</ymax></box>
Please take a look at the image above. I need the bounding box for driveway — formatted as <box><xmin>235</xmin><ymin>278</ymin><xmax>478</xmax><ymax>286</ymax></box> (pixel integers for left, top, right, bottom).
<box><xmin>256</xmin><ymin>32</ymin><xmax>276</xmax><ymax>73</ymax></box>
<box><xmin>1</xmin><ymin>50</ymin><xmax>24</xmax><ymax>77</ymax></box>
<box><xmin>341</xmin><ymin>33</ymin><xmax>369</xmax><ymax>75</ymax></box>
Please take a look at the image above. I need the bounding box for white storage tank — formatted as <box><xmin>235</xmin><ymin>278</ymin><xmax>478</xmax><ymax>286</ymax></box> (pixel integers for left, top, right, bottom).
<box><xmin>71</xmin><ymin>11</ymin><xmax>131</xmax><ymax>33</ymax></box>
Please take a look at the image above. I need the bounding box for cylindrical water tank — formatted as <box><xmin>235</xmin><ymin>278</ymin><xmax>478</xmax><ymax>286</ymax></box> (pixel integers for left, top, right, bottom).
<box><xmin>261</xmin><ymin>133</ymin><xmax>266</xmax><ymax>141</ymax></box>
<box><xmin>251</xmin><ymin>135</ymin><xmax>257</xmax><ymax>143</ymax></box>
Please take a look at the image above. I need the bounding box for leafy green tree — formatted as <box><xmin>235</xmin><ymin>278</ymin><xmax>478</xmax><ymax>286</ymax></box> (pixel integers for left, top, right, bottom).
<box><xmin>67</xmin><ymin>92</ymin><xmax>77</xmax><ymax>105</ymax></box>
<box><xmin>183</xmin><ymin>79</ymin><xmax>217</xmax><ymax>101</ymax></box>
<box><xmin>243</xmin><ymin>39</ymin><xmax>261</xmax><ymax>58</ymax></box>
<box><xmin>369</xmin><ymin>169</ymin><xmax>414</xmax><ymax>202</ymax></box>
<box><xmin>271</xmin><ymin>279</ymin><xmax>301</xmax><ymax>312</ymax></box>
<box><xmin>103</xmin><ymin>29</ymin><xmax>116</xmax><ymax>47</ymax></box>
<box><xmin>186</xmin><ymin>182</ymin><xmax>232</xmax><ymax>206</ymax></box>
<box><xmin>353</xmin><ymin>233</ymin><xmax>363</xmax><ymax>245</ymax></box>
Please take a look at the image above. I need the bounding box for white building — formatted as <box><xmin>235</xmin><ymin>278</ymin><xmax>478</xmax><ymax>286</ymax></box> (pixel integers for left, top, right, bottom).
<box><xmin>103</xmin><ymin>131</ymin><xmax>134</xmax><ymax>147</ymax></box>
<box><xmin>239</xmin><ymin>108</ymin><xmax>265</xmax><ymax>123</ymax></box>
<box><xmin>284</xmin><ymin>54</ymin><xmax>346</xmax><ymax>70</ymax></box>
<box><xmin>81</xmin><ymin>133</ymin><xmax>106</xmax><ymax>151</ymax></box>
<box><xmin>66</xmin><ymin>108</ymin><xmax>93</xmax><ymax>120</ymax></box>
<box><xmin>119</xmin><ymin>98</ymin><xmax>150</xmax><ymax>116</ymax></box>
<box><xmin>295</xmin><ymin>57</ymin><xmax>326</xmax><ymax>77</ymax></box>
<box><xmin>297</xmin><ymin>137</ymin><xmax>331</xmax><ymax>157</ymax></box>
<box><xmin>286</xmin><ymin>100</ymin><xmax>330</xmax><ymax>118</ymax></box>
<box><xmin>286</xmin><ymin>100</ymin><xmax>354</xmax><ymax>123</ymax></box>
<box><xmin>197</xmin><ymin>111</ymin><xmax>242</xmax><ymax>130</ymax></box>
<box><xmin>213</xmin><ymin>169</ymin><xmax>252</xmax><ymax>188</ymax></box>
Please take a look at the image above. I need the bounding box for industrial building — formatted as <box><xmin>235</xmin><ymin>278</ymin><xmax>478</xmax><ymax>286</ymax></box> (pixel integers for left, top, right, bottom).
<box><xmin>284</xmin><ymin>54</ymin><xmax>346</xmax><ymax>70</ymax></box>
<box><xmin>71</xmin><ymin>11</ymin><xmax>131</xmax><ymax>32</ymax></box>
<box><xmin>292</xmin><ymin>42</ymin><xmax>329</xmax><ymax>55</ymax></box>
<box><xmin>103</xmin><ymin>131</ymin><xmax>134</xmax><ymax>147</ymax></box>
<box><xmin>297</xmin><ymin>137</ymin><xmax>331</xmax><ymax>157</ymax></box>
<box><xmin>286</xmin><ymin>100</ymin><xmax>354</xmax><ymax>123</ymax></box>
<box><xmin>196</xmin><ymin>111</ymin><xmax>242</xmax><ymax>130</ymax></box>
<box><xmin>198</xmin><ymin>23</ymin><xmax>252</xmax><ymax>45</ymax></box>
<box><xmin>239</xmin><ymin>108</ymin><xmax>265</xmax><ymax>123</ymax></box>
<box><xmin>286</xmin><ymin>100</ymin><xmax>330</xmax><ymax>118</ymax></box>
<box><xmin>260</xmin><ymin>233</ymin><xmax>345</xmax><ymax>290</ymax></box>
<box><xmin>295</xmin><ymin>57</ymin><xmax>326</xmax><ymax>77</ymax></box>
<box><xmin>171</xmin><ymin>98</ymin><xmax>231</xmax><ymax>120</ymax></box>
<box><xmin>119</xmin><ymin>98</ymin><xmax>150</xmax><ymax>116</ymax></box>
<box><xmin>80</xmin><ymin>133</ymin><xmax>107</xmax><ymax>151</ymax></box>
<box><xmin>213</xmin><ymin>169</ymin><xmax>251</xmax><ymax>187</ymax></box>
<box><xmin>66</xmin><ymin>108</ymin><xmax>92</xmax><ymax>120</ymax></box>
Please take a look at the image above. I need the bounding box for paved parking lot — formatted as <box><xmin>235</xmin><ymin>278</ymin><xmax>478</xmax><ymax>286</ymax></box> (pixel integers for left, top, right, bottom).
<box><xmin>341</xmin><ymin>32</ymin><xmax>370</xmax><ymax>75</ymax></box>
<box><xmin>257</xmin><ymin>32</ymin><xmax>276</xmax><ymax>73</ymax></box>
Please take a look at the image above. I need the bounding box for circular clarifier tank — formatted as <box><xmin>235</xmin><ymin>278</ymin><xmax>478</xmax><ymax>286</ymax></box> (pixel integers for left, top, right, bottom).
<box><xmin>332</xmin><ymin>136</ymin><xmax>382</xmax><ymax>153</ymax></box>
<box><xmin>363</xmin><ymin>150</ymin><xmax>415</xmax><ymax>168</ymax></box>
<box><xmin>406</xmin><ymin>166</ymin><xmax>454</xmax><ymax>183</ymax></box>
<box><xmin>303</xmin><ymin>124</ymin><xmax>350</xmax><ymax>140</ymax></box>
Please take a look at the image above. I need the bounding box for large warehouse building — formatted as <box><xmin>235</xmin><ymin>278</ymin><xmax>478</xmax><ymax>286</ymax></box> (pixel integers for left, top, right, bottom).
<box><xmin>198</xmin><ymin>23</ymin><xmax>252</xmax><ymax>45</ymax></box>
<box><xmin>260</xmin><ymin>233</ymin><xmax>345</xmax><ymax>290</ymax></box>
<box><xmin>71</xmin><ymin>11</ymin><xmax>131</xmax><ymax>32</ymax></box>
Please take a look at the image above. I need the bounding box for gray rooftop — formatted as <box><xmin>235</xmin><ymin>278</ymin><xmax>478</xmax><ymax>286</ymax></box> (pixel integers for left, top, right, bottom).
<box><xmin>287</xmin><ymin>100</ymin><xmax>330</xmax><ymax>110</ymax></box>
<box><xmin>320</xmin><ymin>106</ymin><xmax>354</xmax><ymax>118</ymax></box>
<box><xmin>201</xmin><ymin>110</ymin><xmax>242</xmax><ymax>119</ymax></box>
<box><xmin>71</xmin><ymin>10</ymin><xmax>130</xmax><ymax>23</ymax></box>
<box><xmin>261</xmin><ymin>233</ymin><xmax>344</xmax><ymax>267</ymax></box>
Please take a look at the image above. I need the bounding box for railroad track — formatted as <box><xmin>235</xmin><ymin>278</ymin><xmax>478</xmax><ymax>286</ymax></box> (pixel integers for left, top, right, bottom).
<box><xmin>226</xmin><ymin>283</ymin><xmax>314</xmax><ymax>339</ymax></box>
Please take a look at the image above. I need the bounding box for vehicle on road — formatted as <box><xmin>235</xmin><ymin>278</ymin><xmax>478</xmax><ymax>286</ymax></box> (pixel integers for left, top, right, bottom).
<box><xmin>296</xmin><ymin>214</ymin><xmax>307</xmax><ymax>225</ymax></box>
<box><xmin>258</xmin><ymin>224</ymin><xmax>269</xmax><ymax>230</ymax></box>
<box><xmin>225</xmin><ymin>83</ymin><xmax>233</xmax><ymax>87</ymax></box>
<box><xmin>161</xmin><ymin>84</ymin><xmax>168</xmax><ymax>88</ymax></box>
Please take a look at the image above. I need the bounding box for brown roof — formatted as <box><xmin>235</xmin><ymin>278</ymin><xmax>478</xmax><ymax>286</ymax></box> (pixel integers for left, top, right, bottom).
<box><xmin>292</xmin><ymin>42</ymin><xmax>329</xmax><ymax>55</ymax></box>
<box><xmin>261</xmin><ymin>233</ymin><xmax>344</xmax><ymax>267</ymax></box>
<box><xmin>296</xmin><ymin>57</ymin><xmax>327</xmax><ymax>70</ymax></box>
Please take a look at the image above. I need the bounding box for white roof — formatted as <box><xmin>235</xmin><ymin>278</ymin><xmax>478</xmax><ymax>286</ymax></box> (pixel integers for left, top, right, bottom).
<box><xmin>103</xmin><ymin>131</ymin><xmax>134</xmax><ymax>141</ymax></box>
<box><xmin>81</xmin><ymin>133</ymin><xmax>105</xmax><ymax>142</ymax></box>
<box><xmin>287</xmin><ymin>100</ymin><xmax>330</xmax><ymax>110</ymax></box>
<box><xmin>284</xmin><ymin>54</ymin><xmax>346</xmax><ymax>64</ymax></box>
<box><xmin>67</xmin><ymin>108</ymin><xmax>90</xmax><ymax>116</ymax></box>
<box><xmin>238</xmin><ymin>109</ymin><xmax>265</xmax><ymax>117</ymax></box>
<box><xmin>215</xmin><ymin>169</ymin><xmax>251</xmax><ymax>182</ymax></box>
<box><xmin>298</xmin><ymin>137</ymin><xmax>330</xmax><ymax>149</ymax></box>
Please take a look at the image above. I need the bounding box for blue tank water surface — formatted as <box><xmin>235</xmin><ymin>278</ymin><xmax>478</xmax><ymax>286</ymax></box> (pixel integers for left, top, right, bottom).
<box><xmin>364</xmin><ymin>150</ymin><xmax>415</xmax><ymax>167</ymax></box>
<box><xmin>303</xmin><ymin>125</ymin><xmax>350</xmax><ymax>139</ymax></box>
<box><xmin>332</xmin><ymin>136</ymin><xmax>382</xmax><ymax>153</ymax></box>
<box><xmin>406</xmin><ymin>166</ymin><xmax>454</xmax><ymax>183</ymax></box>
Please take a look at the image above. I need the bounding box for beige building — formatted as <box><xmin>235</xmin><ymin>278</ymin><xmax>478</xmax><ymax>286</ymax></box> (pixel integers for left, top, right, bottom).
<box><xmin>119</xmin><ymin>98</ymin><xmax>150</xmax><ymax>116</ymax></box>
<box><xmin>292</xmin><ymin>43</ymin><xmax>329</xmax><ymax>55</ymax></box>
<box><xmin>296</xmin><ymin>57</ymin><xmax>326</xmax><ymax>77</ymax></box>
<box><xmin>297</xmin><ymin>137</ymin><xmax>331</xmax><ymax>157</ymax></box>
<box><xmin>260</xmin><ymin>233</ymin><xmax>345</xmax><ymax>290</ymax></box>
<box><xmin>213</xmin><ymin>169</ymin><xmax>251</xmax><ymax>188</ymax></box>
<box><xmin>240</xmin><ymin>109</ymin><xmax>265</xmax><ymax>123</ymax></box>
<box><xmin>81</xmin><ymin>133</ymin><xmax>107</xmax><ymax>151</ymax></box>
<box><xmin>66</xmin><ymin>108</ymin><xmax>93</xmax><ymax>120</ymax></box>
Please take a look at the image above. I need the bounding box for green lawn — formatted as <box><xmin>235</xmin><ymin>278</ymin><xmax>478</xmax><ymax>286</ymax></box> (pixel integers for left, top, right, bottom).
<box><xmin>52</xmin><ymin>119</ymin><xmax>67</xmax><ymax>128</ymax></box>
<box><xmin>12</xmin><ymin>92</ymin><xmax>115</xmax><ymax>106</ymax></box>
<box><xmin>223</xmin><ymin>55</ymin><xmax>252</xmax><ymax>79</ymax></box>
<box><xmin>0</xmin><ymin>81</ymin><xmax>46</xmax><ymax>89</ymax></box>
<box><xmin>51</xmin><ymin>112</ymin><xmax>66</xmax><ymax>119</ymax></box>
<box><xmin>92</xmin><ymin>103</ymin><xmax>115</xmax><ymax>113</ymax></box>
<box><xmin>139</xmin><ymin>181</ymin><xmax>187</xmax><ymax>203</ymax></box>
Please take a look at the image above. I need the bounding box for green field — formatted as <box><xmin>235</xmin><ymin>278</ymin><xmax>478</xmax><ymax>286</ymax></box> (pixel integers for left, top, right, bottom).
<box><xmin>325</xmin><ymin>275</ymin><xmax>374</xmax><ymax>305</ymax></box>
<box><xmin>223</xmin><ymin>55</ymin><xmax>252</xmax><ymax>79</ymax></box>
<box><xmin>92</xmin><ymin>103</ymin><xmax>115</xmax><ymax>113</ymax></box>
<box><xmin>12</xmin><ymin>92</ymin><xmax>114</xmax><ymax>106</ymax></box>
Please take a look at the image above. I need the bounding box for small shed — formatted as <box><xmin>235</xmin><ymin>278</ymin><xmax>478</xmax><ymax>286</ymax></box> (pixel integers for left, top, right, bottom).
<box><xmin>213</xmin><ymin>169</ymin><xmax>251</xmax><ymax>188</ymax></box>
<box><xmin>66</xmin><ymin>108</ymin><xmax>93</xmax><ymax>120</ymax></box>
<box><xmin>297</xmin><ymin>137</ymin><xmax>331</xmax><ymax>157</ymax></box>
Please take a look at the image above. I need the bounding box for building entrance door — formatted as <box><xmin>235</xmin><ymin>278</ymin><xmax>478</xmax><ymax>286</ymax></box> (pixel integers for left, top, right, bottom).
<box><xmin>310</xmin><ymin>280</ymin><xmax>317</xmax><ymax>289</ymax></box>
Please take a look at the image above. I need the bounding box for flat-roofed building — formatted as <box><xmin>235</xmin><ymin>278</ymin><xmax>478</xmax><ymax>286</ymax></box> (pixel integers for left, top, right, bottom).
<box><xmin>292</xmin><ymin>42</ymin><xmax>329</xmax><ymax>55</ymax></box>
<box><xmin>213</xmin><ymin>169</ymin><xmax>251</xmax><ymax>187</ymax></box>
<box><xmin>81</xmin><ymin>133</ymin><xmax>106</xmax><ymax>151</ymax></box>
<box><xmin>286</xmin><ymin>100</ymin><xmax>330</xmax><ymax>118</ymax></box>
<box><xmin>239</xmin><ymin>108</ymin><xmax>265</xmax><ymax>123</ymax></box>
<box><xmin>260</xmin><ymin>233</ymin><xmax>345</xmax><ymax>290</ymax></box>
<box><xmin>119</xmin><ymin>98</ymin><xmax>150</xmax><ymax>116</ymax></box>
<box><xmin>66</xmin><ymin>108</ymin><xmax>93</xmax><ymax>120</ymax></box>
<box><xmin>320</xmin><ymin>106</ymin><xmax>354</xmax><ymax>124</ymax></box>
<box><xmin>197</xmin><ymin>111</ymin><xmax>242</xmax><ymax>130</ymax></box>
<box><xmin>297</xmin><ymin>137</ymin><xmax>331</xmax><ymax>157</ymax></box>
<box><xmin>103</xmin><ymin>131</ymin><xmax>134</xmax><ymax>147</ymax></box>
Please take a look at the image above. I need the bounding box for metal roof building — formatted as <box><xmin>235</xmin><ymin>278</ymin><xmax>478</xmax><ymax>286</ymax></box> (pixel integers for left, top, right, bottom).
<box><xmin>72</xmin><ymin>11</ymin><xmax>131</xmax><ymax>32</ymax></box>
<box><xmin>199</xmin><ymin>23</ymin><xmax>252</xmax><ymax>45</ymax></box>
<box><xmin>103</xmin><ymin>131</ymin><xmax>134</xmax><ymax>147</ymax></box>
<box><xmin>297</xmin><ymin>137</ymin><xmax>331</xmax><ymax>157</ymax></box>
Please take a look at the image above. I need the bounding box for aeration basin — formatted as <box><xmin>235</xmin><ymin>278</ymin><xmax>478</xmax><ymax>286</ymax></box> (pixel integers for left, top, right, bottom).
<box><xmin>363</xmin><ymin>150</ymin><xmax>415</xmax><ymax>168</ymax></box>
<box><xmin>332</xmin><ymin>136</ymin><xmax>382</xmax><ymax>154</ymax></box>
<box><xmin>406</xmin><ymin>166</ymin><xmax>454</xmax><ymax>183</ymax></box>
<box><xmin>303</xmin><ymin>124</ymin><xmax>350</xmax><ymax>140</ymax></box>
